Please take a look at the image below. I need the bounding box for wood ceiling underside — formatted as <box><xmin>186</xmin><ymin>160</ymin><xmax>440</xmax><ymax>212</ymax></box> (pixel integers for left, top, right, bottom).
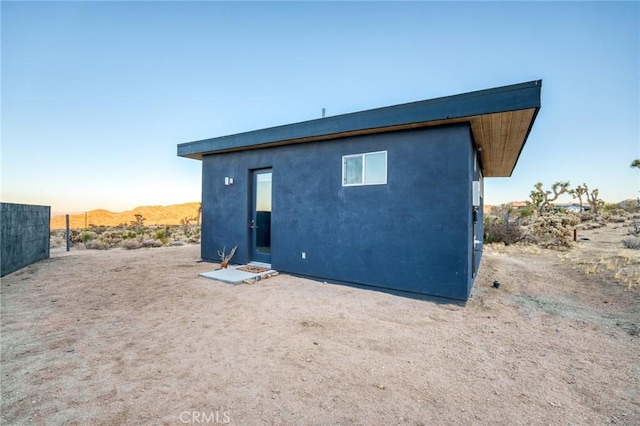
<box><xmin>470</xmin><ymin>108</ymin><xmax>536</xmax><ymax>177</ymax></box>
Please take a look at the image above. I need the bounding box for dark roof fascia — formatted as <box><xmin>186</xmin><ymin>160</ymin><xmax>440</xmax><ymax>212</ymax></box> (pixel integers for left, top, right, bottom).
<box><xmin>177</xmin><ymin>80</ymin><xmax>542</xmax><ymax>159</ymax></box>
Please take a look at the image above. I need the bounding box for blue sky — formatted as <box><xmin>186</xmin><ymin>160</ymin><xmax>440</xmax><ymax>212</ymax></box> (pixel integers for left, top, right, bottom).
<box><xmin>2</xmin><ymin>1</ymin><xmax>638</xmax><ymax>213</ymax></box>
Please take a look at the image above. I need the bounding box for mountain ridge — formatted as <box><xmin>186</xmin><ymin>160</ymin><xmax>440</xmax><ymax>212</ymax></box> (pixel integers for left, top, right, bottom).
<box><xmin>50</xmin><ymin>202</ymin><xmax>201</xmax><ymax>229</ymax></box>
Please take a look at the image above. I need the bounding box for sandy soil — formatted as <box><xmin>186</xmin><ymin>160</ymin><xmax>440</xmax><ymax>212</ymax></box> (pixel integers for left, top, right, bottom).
<box><xmin>1</xmin><ymin>225</ymin><xmax>638</xmax><ymax>425</ymax></box>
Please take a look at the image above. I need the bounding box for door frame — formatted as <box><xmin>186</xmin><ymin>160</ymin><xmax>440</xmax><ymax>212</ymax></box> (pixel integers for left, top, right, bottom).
<box><xmin>250</xmin><ymin>168</ymin><xmax>272</xmax><ymax>264</ymax></box>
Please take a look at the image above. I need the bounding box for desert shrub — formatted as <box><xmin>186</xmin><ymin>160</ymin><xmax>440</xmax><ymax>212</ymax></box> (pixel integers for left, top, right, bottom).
<box><xmin>529</xmin><ymin>213</ymin><xmax>580</xmax><ymax>249</ymax></box>
<box><xmin>141</xmin><ymin>239</ymin><xmax>162</xmax><ymax>248</ymax></box>
<box><xmin>154</xmin><ymin>229</ymin><xmax>169</xmax><ymax>245</ymax></box>
<box><xmin>120</xmin><ymin>239</ymin><xmax>141</xmax><ymax>250</ymax></box>
<box><xmin>88</xmin><ymin>225</ymin><xmax>108</xmax><ymax>234</ymax></box>
<box><xmin>516</xmin><ymin>206</ymin><xmax>536</xmax><ymax>224</ymax></box>
<box><xmin>98</xmin><ymin>230</ymin><xmax>123</xmax><ymax>248</ymax></box>
<box><xmin>628</xmin><ymin>221</ymin><xmax>640</xmax><ymax>237</ymax></box>
<box><xmin>49</xmin><ymin>231</ymin><xmax>64</xmax><ymax>248</ymax></box>
<box><xmin>581</xmin><ymin>221</ymin><xmax>607</xmax><ymax>230</ymax></box>
<box><xmin>484</xmin><ymin>220</ymin><xmax>525</xmax><ymax>245</ymax></box>
<box><xmin>52</xmin><ymin>223</ymin><xmax>202</xmax><ymax>251</ymax></box>
<box><xmin>122</xmin><ymin>231</ymin><xmax>137</xmax><ymax>239</ymax></box>
<box><xmin>601</xmin><ymin>208</ymin><xmax>629</xmax><ymax>223</ymax></box>
<box><xmin>578</xmin><ymin>212</ymin><xmax>595</xmax><ymax>222</ymax></box>
<box><xmin>67</xmin><ymin>230</ymin><xmax>85</xmax><ymax>243</ymax></box>
<box><xmin>82</xmin><ymin>231</ymin><xmax>96</xmax><ymax>243</ymax></box>
<box><xmin>622</xmin><ymin>237</ymin><xmax>640</xmax><ymax>250</ymax></box>
<box><xmin>601</xmin><ymin>203</ymin><xmax>619</xmax><ymax>212</ymax></box>
<box><xmin>85</xmin><ymin>240</ymin><xmax>107</xmax><ymax>250</ymax></box>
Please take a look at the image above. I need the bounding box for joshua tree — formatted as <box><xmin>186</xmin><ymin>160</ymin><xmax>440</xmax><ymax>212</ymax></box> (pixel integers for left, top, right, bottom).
<box><xmin>181</xmin><ymin>217</ymin><xmax>197</xmax><ymax>235</ymax></box>
<box><xmin>570</xmin><ymin>184</ymin><xmax>588</xmax><ymax>212</ymax></box>
<box><xmin>530</xmin><ymin>181</ymin><xmax>570</xmax><ymax>214</ymax></box>
<box><xmin>584</xmin><ymin>184</ymin><xmax>603</xmax><ymax>217</ymax></box>
<box><xmin>131</xmin><ymin>214</ymin><xmax>145</xmax><ymax>233</ymax></box>
<box><xmin>196</xmin><ymin>202</ymin><xmax>202</xmax><ymax>226</ymax></box>
<box><xmin>528</xmin><ymin>190</ymin><xmax>545</xmax><ymax>215</ymax></box>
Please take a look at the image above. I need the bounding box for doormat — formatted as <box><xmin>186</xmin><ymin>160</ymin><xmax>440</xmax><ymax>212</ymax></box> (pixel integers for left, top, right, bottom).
<box><xmin>236</xmin><ymin>265</ymin><xmax>270</xmax><ymax>273</ymax></box>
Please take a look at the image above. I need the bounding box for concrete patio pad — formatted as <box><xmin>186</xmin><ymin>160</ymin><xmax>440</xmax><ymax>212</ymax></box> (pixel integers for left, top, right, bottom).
<box><xmin>199</xmin><ymin>263</ymin><xmax>276</xmax><ymax>284</ymax></box>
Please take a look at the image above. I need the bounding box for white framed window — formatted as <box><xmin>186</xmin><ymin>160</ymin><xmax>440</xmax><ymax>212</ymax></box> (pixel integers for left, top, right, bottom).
<box><xmin>342</xmin><ymin>150</ymin><xmax>387</xmax><ymax>186</ymax></box>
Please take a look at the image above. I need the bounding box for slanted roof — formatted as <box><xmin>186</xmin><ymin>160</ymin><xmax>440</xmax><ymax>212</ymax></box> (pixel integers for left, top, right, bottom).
<box><xmin>177</xmin><ymin>80</ymin><xmax>541</xmax><ymax>177</ymax></box>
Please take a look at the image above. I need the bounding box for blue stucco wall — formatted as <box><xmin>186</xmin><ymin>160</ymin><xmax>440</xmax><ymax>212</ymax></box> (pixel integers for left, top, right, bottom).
<box><xmin>471</xmin><ymin>148</ymin><xmax>485</xmax><ymax>293</ymax></box>
<box><xmin>1</xmin><ymin>202</ymin><xmax>51</xmax><ymax>277</ymax></box>
<box><xmin>201</xmin><ymin>124</ymin><xmax>481</xmax><ymax>300</ymax></box>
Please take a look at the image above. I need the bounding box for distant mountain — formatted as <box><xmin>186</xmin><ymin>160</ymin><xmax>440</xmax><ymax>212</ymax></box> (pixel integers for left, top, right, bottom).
<box><xmin>50</xmin><ymin>202</ymin><xmax>201</xmax><ymax>229</ymax></box>
<box><xmin>618</xmin><ymin>199</ymin><xmax>640</xmax><ymax>209</ymax></box>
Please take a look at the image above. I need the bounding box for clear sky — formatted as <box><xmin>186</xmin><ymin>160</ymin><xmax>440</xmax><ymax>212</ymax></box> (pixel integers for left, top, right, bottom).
<box><xmin>2</xmin><ymin>1</ymin><xmax>639</xmax><ymax>214</ymax></box>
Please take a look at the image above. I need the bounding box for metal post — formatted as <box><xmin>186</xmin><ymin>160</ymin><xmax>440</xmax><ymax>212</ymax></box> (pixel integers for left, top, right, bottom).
<box><xmin>66</xmin><ymin>214</ymin><xmax>70</xmax><ymax>252</ymax></box>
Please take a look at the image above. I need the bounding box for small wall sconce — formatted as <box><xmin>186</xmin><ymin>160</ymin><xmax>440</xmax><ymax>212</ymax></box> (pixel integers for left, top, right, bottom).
<box><xmin>224</xmin><ymin>177</ymin><xmax>234</xmax><ymax>186</ymax></box>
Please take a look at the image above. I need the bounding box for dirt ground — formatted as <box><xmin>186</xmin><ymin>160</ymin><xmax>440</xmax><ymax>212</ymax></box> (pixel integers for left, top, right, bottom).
<box><xmin>1</xmin><ymin>225</ymin><xmax>638</xmax><ymax>425</ymax></box>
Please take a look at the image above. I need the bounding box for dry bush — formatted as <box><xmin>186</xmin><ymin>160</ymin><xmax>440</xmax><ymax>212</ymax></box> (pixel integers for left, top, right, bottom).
<box><xmin>581</xmin><ymin>221</ymin><xmax>607</xmax><ymax>230</ymax></box>
<box><xmin>85</xmin><ymin>240</ymin><xmax>107</xmax><ymax>250</ymax></box>
<box><xmin>622</xmin><ymin>237</ymin><xmax>640</xmax><ymax>250</ymax></box>
<box><xmin>120</xmin><ymin>239</ymin><xmax>141</xmax><ymax>250</ymax></box>
<box><xmin>602</xmin><ymin>209</ymin><xmax>629</xmax><ymax>223</ymax></box>
<box><xmin>51</xmin><ymin>224</ymin><xmax>201</xmax><ymax>250</ymax></box>
<box><xmin>141</xmin><ymin>239</ymin><xmax>162</xmax><ymax>248</ymax></box>
<box><xmin>578</xmin><ymin>212</ymin><xmax>594</xmax><ymax>222</ymax></box>
<box><xmin>98</xmin><ymin>230</ymin><xmax>124</xmax><ymax>248</ymax></box>
<box><xmin>50</xmin><ymin>230</ymin><xmax>66</xmax><ymax>248</ymax></box>
<box><xmin>87</xmin><ymin>225</ymin><xmax>109</xmax><ymax>234</ymax></box>
<box><xmin>69</xmin><ymin>229</ymin><xmax>85</xmax><ymax>244</ymax></box>
<box><xmin>484</xmin><ymin>221</ymin><xmax>526</xmax><ymax>245</ymax></box>
<box><xmin>529</xmin><ymin>213</ymin><xmax>580</xmax><ymax>249</ymax></box>
<box><xmin>628</xmin><ymin>220</ymin><xmax>640</xmax><ymax>237</ymax></box>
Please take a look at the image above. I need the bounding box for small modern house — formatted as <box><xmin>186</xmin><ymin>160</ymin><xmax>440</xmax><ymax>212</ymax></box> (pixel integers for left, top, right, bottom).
<box><xmin>178</xmin><ymin>80</ymin><xmax>542</xmax><ymax>301</ymax></box>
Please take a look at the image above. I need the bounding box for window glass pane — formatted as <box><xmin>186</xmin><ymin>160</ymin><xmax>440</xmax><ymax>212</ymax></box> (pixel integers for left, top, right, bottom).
<box><xmin>364</xmin><ymin>152</ymin><xmax>386</xmax><ymax>184</ymax></box>
<box><xmin>344</xmin><ymin>156</ymin><xmax>363</xmax><ymax>185</ymax></box>
<box><xmin>256</xmin><ymin>172</ymin><xmax>272</xmax><ymax>212</ymax></box>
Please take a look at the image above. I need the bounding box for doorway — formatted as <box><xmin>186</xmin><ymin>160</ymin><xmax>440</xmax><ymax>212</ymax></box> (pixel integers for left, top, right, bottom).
<box><xmin>251</xmin><ymin>169</ymin><xmax>272</xmax><ymax>264</ymax></box>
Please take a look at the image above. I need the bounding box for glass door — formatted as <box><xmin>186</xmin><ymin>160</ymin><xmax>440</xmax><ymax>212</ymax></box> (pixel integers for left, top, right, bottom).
<box><xmin>251</xmin><ymin>169</ymin><xmax>272</xmax><ymax>264</ymax></box>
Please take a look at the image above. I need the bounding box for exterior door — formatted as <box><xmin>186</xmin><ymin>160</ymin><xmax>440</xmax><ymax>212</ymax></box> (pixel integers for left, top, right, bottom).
<box><xmin>251</xmin><ymin>169</ymin><xmax>272</xmax><ymax>264</ymax></box>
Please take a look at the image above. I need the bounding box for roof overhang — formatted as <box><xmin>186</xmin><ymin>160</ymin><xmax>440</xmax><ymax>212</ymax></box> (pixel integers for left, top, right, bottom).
<box><xmin>177</xmin><ymin>80</ymin><xmax>541</xmax><ymax>177</ymax></box>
